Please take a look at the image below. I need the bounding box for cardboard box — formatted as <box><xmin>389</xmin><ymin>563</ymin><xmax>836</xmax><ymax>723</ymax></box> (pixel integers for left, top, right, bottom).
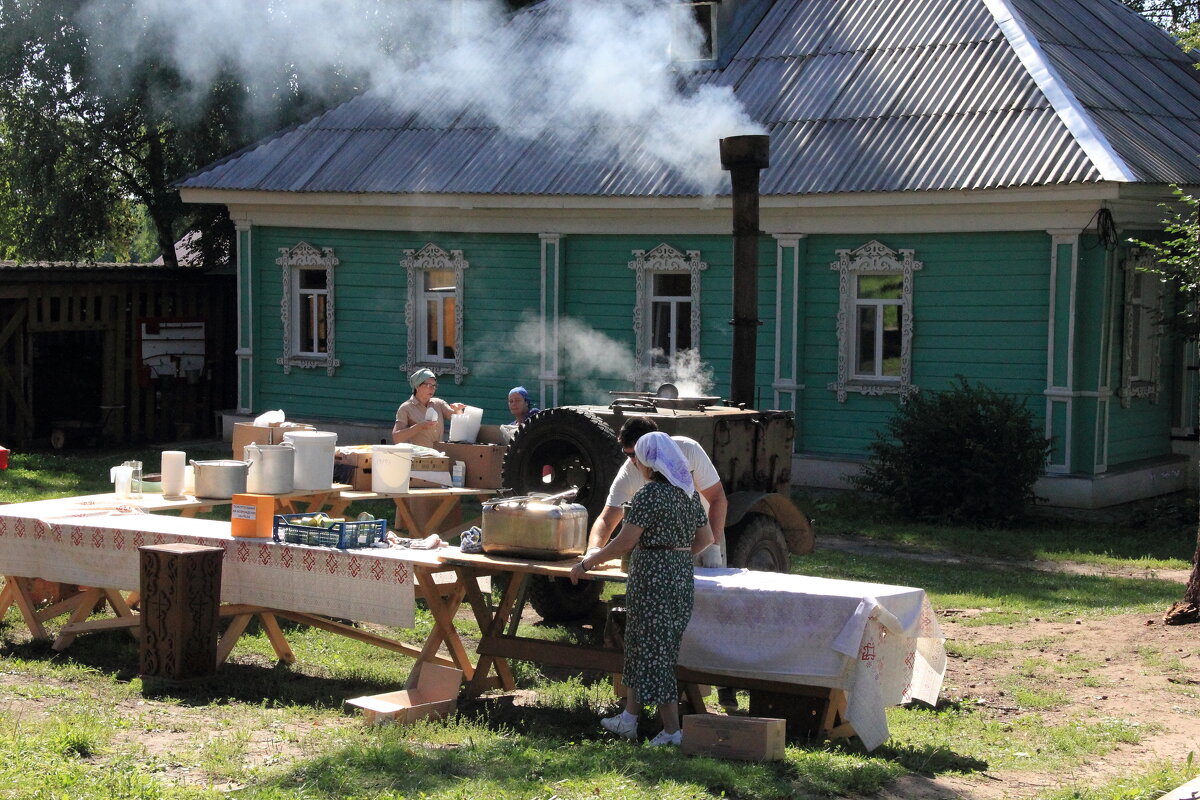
<box><xmin>230</xmin><ymin>493</ymin><xmax>276</xmax><ymax>537</ymax></box>
<box><xmin>410</xmin><ymin>455</ymin><xmax>452</xmax><ymax>488</ymax></box>
<box><xmin>231</xmin><ymin>421</ymin><xmax>315</xmax><ymax>458</ymax></box>
<box><xmin>334</xmin><ymin>447</ymin><xmax>374</xmax><ymax>491</ymax></box>
<box><xmin>681</xmin><ymin>715</ymin><xmax>786</xmax><ymax>761</ymax></box>
<box><xmin>440</xmin><ymin>441</ymin><xmax>507</xmax><ymax>489</ymax></box>
<box><xmin>346</xmin><ymin>663</ymin><xmax>462</xmax><ymax>725</ymax></box>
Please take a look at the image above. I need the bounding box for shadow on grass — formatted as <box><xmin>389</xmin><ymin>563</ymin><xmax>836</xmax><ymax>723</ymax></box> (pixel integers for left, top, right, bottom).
<box><xmin>800</xmin><ymin>549</ymin><xmax>1185</xmax><ymax>614</ymax></box>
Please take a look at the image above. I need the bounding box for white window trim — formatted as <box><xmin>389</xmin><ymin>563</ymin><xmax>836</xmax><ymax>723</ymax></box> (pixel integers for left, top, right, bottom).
<box><xmin>402</xmin><ymin>243</ymin><xmax>469</xmax><ymax>384</ymax></box>
<box><xmin>1119</xmin><ymin>248</ymin><xmax>1164</xmax><ymax>408</ymax></box>
<box><xmin>629</xmin><ymin>243</ymin><xmax>707</xmax><ymax>386</ymax></box>
<box><xmin>276</xmin><ymin>241</ymin><xmax>340</xmax><ymax>376</ymax></box>
<box><xmin>828</xmin><ymin>240</ymin><xmax>921</xmax><ymax>403</ymax></box>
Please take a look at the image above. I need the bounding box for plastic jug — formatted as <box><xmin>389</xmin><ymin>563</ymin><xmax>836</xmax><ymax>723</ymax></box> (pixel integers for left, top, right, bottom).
<box><xmin>448</xmin><ymin>405</ymin><xmax>483</xmax><ymax>443</ymax></box>
<box><xmin>110</xmin><ymin>460</ymin><xmax>142</xmax><ymax>499</ymax></box>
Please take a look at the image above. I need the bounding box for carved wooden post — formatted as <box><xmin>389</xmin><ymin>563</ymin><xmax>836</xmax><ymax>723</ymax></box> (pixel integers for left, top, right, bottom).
<box><xmin>139</xmin><ymin>543</ymin><xmax>223</xmax><ymax>681</ymax></box>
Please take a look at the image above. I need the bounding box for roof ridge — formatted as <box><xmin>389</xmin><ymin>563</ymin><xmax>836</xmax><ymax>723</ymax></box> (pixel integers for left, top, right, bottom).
<box><xmin>982</xmin><ymin>0</ymin><xmax>1138</xmax><ymax>182</ymax></box>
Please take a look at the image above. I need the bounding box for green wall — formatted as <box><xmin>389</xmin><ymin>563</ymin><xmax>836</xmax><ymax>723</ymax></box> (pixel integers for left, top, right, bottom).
<box><xmin>243</xmin><ymin>225</ymin><xmax>1178</xmax><ymax>475</ymax></box>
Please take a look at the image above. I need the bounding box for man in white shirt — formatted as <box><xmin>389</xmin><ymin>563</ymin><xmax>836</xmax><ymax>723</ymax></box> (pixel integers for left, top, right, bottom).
<box><xmin>586</xmin><ymin>417</ymin><xmax>727</xmax><ymax>567</ymax></box>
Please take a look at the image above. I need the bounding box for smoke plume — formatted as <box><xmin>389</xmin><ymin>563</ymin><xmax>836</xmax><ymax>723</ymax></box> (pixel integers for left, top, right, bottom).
<box><xmin>80</xmin><ymin>0</ymin><xmax>762</xmax><ymax>194</ymax></box>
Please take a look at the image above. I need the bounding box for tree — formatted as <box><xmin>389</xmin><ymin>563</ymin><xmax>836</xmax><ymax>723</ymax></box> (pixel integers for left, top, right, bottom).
<box><xmin>1132</xmin><ymin>188</ymin><xmax>1200</xmax><ymax>624</ymax></box>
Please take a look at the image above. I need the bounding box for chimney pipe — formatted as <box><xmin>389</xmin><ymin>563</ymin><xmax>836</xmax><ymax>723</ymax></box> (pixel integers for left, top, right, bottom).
<box><xmin>720</xmin><ymin>134</ymin><xmax>770</xmax><ymax>408</ymax></box>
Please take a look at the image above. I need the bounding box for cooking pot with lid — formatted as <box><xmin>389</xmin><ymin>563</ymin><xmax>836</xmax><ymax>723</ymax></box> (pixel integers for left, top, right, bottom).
<box><xmin>190</xmin><ymin>459</ymin><xmax>249</xmax><ymax>499</ymax></box>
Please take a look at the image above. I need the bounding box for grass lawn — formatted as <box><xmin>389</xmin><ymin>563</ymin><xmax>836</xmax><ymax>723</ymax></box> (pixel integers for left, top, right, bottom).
<box><xmin>0</xmin><ymin>445</ymin><xmax>1197</xmax><ymax>799</ymax></box>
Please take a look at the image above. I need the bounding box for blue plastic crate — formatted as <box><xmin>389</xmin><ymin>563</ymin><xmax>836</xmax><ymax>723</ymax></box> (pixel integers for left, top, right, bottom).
<box><xmin>272</xmin><ymin>514</ymin><xmax>387</xmax><ymax>549</ymax></box>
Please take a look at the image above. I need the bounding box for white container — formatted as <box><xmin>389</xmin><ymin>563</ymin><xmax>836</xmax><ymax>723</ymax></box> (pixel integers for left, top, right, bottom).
<box><xmin>373</xmin><ymin>444</ymin><xmax>412</xmax><ymax>493</ymax></box>
<box><xmin>452</xmin><ymin>461</ymin><xmax>465</xmax><ymax>487</ymax></box>
<box><xmin>244</xmin><ymin>442</ymin><xmax>295</xmax><ymax>494</ymax></box>
<box><xmin>283</xmin><ymin>430</ymin><xmax>337</xmax><ymax>490</ymax></box>
<box><xmin>161</xmin><ymin>450</ymin><xmax>186</xmax><ymax>498</ymax></box>
<box><xmin>110</xmin><ymin>464</ymin><xmax>133</xmax><ymax>499</ymax></box>
<box><xmin>448</xmin><ymin>406</ymin><xmax>483</xmax><ymax>443</ymax></box>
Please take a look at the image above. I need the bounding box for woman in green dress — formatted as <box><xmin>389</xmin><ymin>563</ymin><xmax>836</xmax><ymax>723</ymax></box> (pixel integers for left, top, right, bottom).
<box><xmin>570</xmin><ymin>431</ymin><xmax>714</xmax><ymax>746</ymax></box>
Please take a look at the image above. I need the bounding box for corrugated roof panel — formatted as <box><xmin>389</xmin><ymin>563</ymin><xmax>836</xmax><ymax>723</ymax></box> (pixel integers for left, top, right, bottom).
<box><xmin>179</xmin><ymin>0</ymin><xmax>1200</xmax><ymax>198</ymax></box>
<box><xmin>751</xmin><ymin>0</ymin><xmax>853</xmax><ymax>58</ymax></box>
<box><xmin>763</xmin><ymin>51</ymin><xmax>865</xmax><ymax>123</ymax></box>
<box><xmin>301</xmin><ymin>130</ymin><xmax>403</xmax><ymax>191</ymax></box>
<box><xmin>349</xmin><ymin>130</ymin><xmax>442</xmax><ymax>193</ymax></box>
<box><xmin>444</xmin><ymin>130</ymin><xmax>535</xmax><ymax>194</ymax></box>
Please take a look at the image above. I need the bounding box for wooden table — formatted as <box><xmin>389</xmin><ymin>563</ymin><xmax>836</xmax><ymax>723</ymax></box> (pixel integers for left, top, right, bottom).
<box><xmin>11</xmin><ymin>486</ymin><xmax>353</xmax><ymax>520</ymax></box>
<box><xmin>325</xmin><ymin>487</ymin><xmax>496</xmax><ymax>538</ymax></box>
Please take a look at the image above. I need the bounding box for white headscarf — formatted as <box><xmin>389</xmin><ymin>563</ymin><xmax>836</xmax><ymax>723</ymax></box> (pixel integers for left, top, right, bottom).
<box><xmin>634</xmin><ymin>431</ymin><xmax>694</xmax><ymax>496</ymax></box>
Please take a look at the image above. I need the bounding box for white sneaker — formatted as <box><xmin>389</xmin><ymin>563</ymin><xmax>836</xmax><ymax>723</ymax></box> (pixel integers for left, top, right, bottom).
<box><xmin>647</xmin><ymin>729</ymin><xmax>682</xmax><ymax>747</ymax></box>
<box><xmin>600</xmin><ymin>713</ymin><xmax>637</xmax><ymax>740</ymax></box>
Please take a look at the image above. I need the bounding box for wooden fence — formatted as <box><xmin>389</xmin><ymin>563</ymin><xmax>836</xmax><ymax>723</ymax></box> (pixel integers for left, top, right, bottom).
<box><xmin>0</xmin><ymin>267</ymin><xmax>236</xmax><ymax>448</ymax></box>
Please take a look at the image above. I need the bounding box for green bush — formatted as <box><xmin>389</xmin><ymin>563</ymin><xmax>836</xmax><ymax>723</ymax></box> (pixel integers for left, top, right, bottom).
<box><xmin>849</xmin><ymin>378</ymin><xmax>1052</xmax><ymax>526</ymax></box>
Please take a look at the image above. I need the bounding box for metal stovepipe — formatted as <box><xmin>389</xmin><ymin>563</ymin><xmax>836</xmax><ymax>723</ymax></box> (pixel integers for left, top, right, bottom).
<box><xmin>720</xmin><ymin>134</ymin><xmax>770</xmax><ymax>408</ymax></box>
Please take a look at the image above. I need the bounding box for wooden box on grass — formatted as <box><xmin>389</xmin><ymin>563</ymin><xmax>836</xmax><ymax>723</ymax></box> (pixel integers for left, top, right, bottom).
<box><xmin>681</xmin><ymin>714</ymin><xmax>786</xmax><ymax>761</ymax></box>
<box><xmin>346</xmin><ymin>663</ymin><xmax>462</xmax><ymax>725</ymax></box>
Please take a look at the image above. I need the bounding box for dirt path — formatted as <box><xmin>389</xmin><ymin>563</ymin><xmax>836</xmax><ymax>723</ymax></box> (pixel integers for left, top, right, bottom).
<box><xmin>820</xmin><ymin>534</ymin><xmax>1200</xmax><ymax>799</ymax></box>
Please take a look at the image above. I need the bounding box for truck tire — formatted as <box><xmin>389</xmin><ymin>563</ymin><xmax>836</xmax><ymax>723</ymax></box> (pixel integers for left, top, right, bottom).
<box><xmin>727</xmin><ymin>513</ymin><xmax>790</xmax><ymax>572</ymax></box>
<box><xmin>501</xmin><ymin>407</ymin><xmax>623</xmax><ymax>522</ymax></box>
<box><xmin>527</xmin><ymin>576</ymin><xmax>605</xmax><ymax>623</ymax></box>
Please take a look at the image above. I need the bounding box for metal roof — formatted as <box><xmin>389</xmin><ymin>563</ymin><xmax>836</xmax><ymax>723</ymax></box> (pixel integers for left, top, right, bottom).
<box><xmin>179</xmin><ymin>0</ymin><xmax>1200</xmax><ymax>198</ymax></box>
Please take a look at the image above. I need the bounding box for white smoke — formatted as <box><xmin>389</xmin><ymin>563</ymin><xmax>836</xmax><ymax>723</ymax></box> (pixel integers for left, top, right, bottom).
<box><xmin>495</xmin><ymin>312</ymin><xmax>717</xmax><ymax>403</ymax></box>
<box><xmin>79</xmin><ymin>0</ymin><xmax>762</xmax><ymax>193</ymax></box>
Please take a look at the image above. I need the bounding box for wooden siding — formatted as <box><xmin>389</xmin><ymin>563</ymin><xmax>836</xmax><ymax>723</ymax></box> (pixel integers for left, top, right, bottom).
<box><xmin>797</xmin><ymin>232</ymin><xmax>1053</xmax><ymax>458</ymax></box>
<box><xmin>248</xmin><ymin>228</ymin><xmax>544</xmax><ymax>428</ymax></box>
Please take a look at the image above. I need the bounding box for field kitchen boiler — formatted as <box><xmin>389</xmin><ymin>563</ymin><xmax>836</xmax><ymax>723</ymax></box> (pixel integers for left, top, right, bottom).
<box><xmin>500</xmin><ymin>390</ymin><xmax>814</xmax><ymax>621</ymax></box>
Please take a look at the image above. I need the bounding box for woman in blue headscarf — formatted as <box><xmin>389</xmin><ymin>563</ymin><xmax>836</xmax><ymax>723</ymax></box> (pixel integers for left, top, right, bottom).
<box><xmin>507</xmin><ymin>385</ymin><xmax>540</xmax><ymax>426</ymax></box>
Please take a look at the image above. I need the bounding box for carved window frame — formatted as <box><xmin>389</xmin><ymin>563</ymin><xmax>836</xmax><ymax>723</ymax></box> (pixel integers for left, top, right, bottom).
<box><xmin>629</xmin><ymin>243</ymin><xmax>707</xmax><ymax>385</ymax></box>
<box><xmin>276</xmin><ymin>241</ymin><xmax>341</xmax><ymax>375</ymax></box>
<box><xmin>402</xmin><ymin>243</ymin><xmax>469</xmax><ymax>384</ymax></box>
<box><xmin>828</xmin><ymin>240</ymin><xmax>921</xmax><ymax>402</ymax></box>
<box><xmin>1119</xmin><ymin>248</ymin><xmax>1164</xmax><ymax>407</ymax></box>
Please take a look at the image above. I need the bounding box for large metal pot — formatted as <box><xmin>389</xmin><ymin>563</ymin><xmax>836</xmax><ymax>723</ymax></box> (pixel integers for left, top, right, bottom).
<box><xmin>190</xmin><ymin>459</ymin><xmax>249</xmax><ymax>499</ymax></box>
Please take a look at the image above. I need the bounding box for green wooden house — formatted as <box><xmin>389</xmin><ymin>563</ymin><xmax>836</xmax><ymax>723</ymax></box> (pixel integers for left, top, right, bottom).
<box><xmin>179</xmin><ymin>0</ymin><xmax>1200</xmax><ymax>508</ymax></box>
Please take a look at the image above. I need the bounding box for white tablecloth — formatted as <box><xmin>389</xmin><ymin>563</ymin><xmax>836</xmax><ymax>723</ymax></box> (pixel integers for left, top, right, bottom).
<box><xmin>0</xmin><ymin>499</ymin><xmax>417</xmax><ymax>628</ymax></box>
<box><xmin>680</xmin><ymin>568</ymin><xmax>945</xmax><ymax>751</ymax></box>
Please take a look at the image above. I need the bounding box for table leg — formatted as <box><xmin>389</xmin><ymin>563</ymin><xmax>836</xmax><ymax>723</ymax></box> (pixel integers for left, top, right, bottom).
<box><xmin>257</xmin><ymin>612</ymin><xmax>296</xmax><ymax>663</ymax></box>
<box><xmin>51</xmin><ymin>587</ymin><xmax>106</xmax><ymax>650</ymax></box>
<box><xmin>420</xmin><ymin>497</ymin><xmax>460</xmax><ymax>536</ymax></box>
<box><xmin>461</xmin><ymin>566</ymin><xmax>519</xmax><ymax>696</ymax></box>
<box><xmin>393</xmin><ymin>499</ymin><xmax>422</xmax><ymax>536</ymax></box>
<box><xmin>412</xmin><ymin>566</ymin><xmax>475</xmax><ymax>685</ymax></box>
<box><xmin>216</xmin><ymin>613</ymin><xmax>254</xmax><ymax>665</ymax></box>
<box><xmin>4</xmin><ymin>577</ymin><xmax>51</xmax><ymax>641</ymax></box>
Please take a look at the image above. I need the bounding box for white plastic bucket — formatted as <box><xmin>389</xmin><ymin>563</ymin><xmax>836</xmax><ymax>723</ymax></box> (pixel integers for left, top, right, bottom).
<box><xmin>283</xmin><ymin>430</ymin><xmax>337</xmax><ymax>490</ymax></box>
<box><xmin>244</xmin><ymin>442</ymin><xmax>295</xmax><ymax>494</ymax></box>
<box><xmin>373</xmin><ymin>444</ymin><xmax>412</xmax><ymax>493</ymax></box>
<box><xmin>448</xmin><ymin>405</ymin><xmax>483</xmax><ymax>443</ymax></box>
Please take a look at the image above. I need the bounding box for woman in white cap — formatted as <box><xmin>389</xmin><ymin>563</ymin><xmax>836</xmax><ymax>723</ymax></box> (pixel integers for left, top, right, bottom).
<box><xmin>392</xmin><ymin>368</ymin><xmax>465</xmax><ymax>448</ymax></box>
<box><xmin>569</xmin><ymin>431</ymin><xmax>714</xmax><ymax>747</ymax></box>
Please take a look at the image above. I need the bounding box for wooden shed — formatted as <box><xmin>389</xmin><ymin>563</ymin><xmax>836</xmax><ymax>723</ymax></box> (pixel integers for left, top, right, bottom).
<box><xmin>0</xmin><ymin>261</ymin><xmax>236</xmax><ymax>448</ymax></box>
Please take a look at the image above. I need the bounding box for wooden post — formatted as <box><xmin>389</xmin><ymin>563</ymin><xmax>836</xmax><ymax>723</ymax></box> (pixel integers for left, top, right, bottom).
<box><xmin>139</xmin><ymin>543</ymin><xmax>223</xmax><ymax>682</ymax></box>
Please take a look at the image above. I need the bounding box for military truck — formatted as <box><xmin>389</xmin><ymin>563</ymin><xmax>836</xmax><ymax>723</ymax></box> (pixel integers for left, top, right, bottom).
<box><xmin>501</xmin><ymin>390</ymin><xmax>814</xmax><ymax>621</ymax></box>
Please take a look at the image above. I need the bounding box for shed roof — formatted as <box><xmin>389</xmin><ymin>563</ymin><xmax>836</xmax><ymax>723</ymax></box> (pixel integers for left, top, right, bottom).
<box><xmin>178</xmin><ymin>0</ymin><xmax>1200</xmax><ymax>198</ymax></box>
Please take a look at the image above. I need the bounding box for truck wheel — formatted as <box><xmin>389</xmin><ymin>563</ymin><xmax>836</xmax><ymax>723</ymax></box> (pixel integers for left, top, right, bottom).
<box><xmin>728</xmin><ymin>514</ymin><xmax>790</xmax><ymax>572</ymax></box>
<box><xmin>527</xmin><ymin>576</ymin><xmax>604</xmax><ymax>623</ymax></box>
<box><xmin>501</xmin><ymin>407</ymin><xmax>623</xmax><ymax>522</ymax></box>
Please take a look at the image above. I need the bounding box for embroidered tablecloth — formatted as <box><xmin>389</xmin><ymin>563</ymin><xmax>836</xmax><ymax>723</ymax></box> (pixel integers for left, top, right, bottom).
<box><xmin>680</xmin><ymin>568</ymin><xmax>945</xmax><ymax>751</ymax></box>
<box><xmin>0</xmin><ymin>500</ymin><xmax>416</xmax><ymax>628</ymax></box>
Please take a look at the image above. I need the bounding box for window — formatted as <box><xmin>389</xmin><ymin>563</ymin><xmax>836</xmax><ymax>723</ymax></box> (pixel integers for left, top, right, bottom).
<box><xmin>671</xmin><ymin>1</ymin><xmax>717</xmax><ymax>61</ymax></box>
<box><xmin>1119</xmin><ymin>249</ymin><xmax>1163</xmax><ymax>407</ymax></box>
<box><xmin>828</xmin><ymin>240</ymin><xmax>921</xmax><ymax>402</ymax></box>
<box><xmin>403</xmin><ymin>243</ymin><xmax>469</xmax><ymax>384</ymax></box>
<box><xmin>276</xmin><ymin>241</ymin><xmax>341</xmax><ymax>375</ymax></box>
<box><xmin>629</xmin><ymin>243</ymin><xmax>707</xmax><ymax>381</ymax></box>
